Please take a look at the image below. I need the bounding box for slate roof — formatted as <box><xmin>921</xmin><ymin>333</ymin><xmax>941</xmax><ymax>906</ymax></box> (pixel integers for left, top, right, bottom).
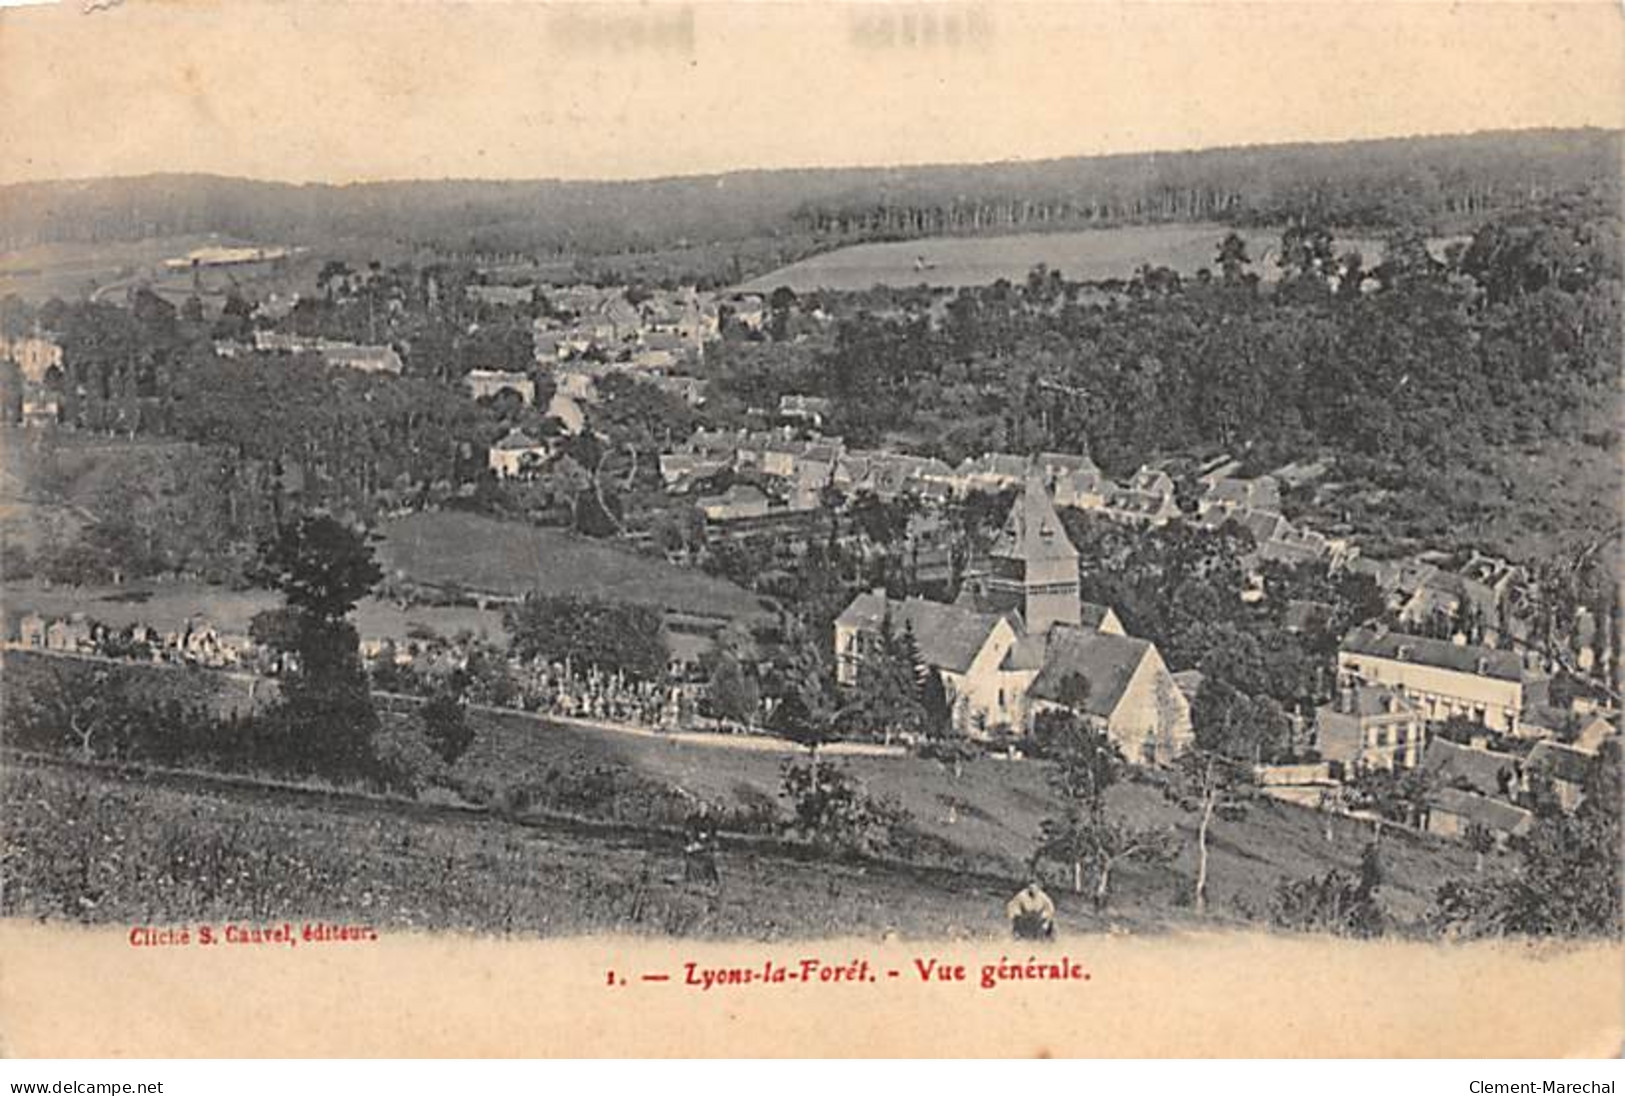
<box><xmin>836</xmin><ymin>593</ymin><xmax>1009</xmax><ymax>675</ymax></box>
<box><xmin>1026</xmin><ymin>625</ymin><xmax>1153</xmax><ymax>720</ymax></box>
<box><xmin>1321</xmin><ymin>685</ymin><xmax>1419</xmax><ymax>719</ymax></box>
<box><xmin>1430</xmin><ymin>787</ymin><xmax>1534</xmax><ymax>836</ymax></box>
<box><xmin>991</xmin><ymin>475</ymin><xmax>1077</xmax><ymax>564</ymax></box>
<box><xmin>1203</xmin><ymin>475</ymin><xmax>1282</xmax><ymax>510</ymax></box>
<box><xmin>1236</xmin><ymin>509</ymin><xmax>1291</xmax><ymax>545</ymax></box>
<box><xmin>1036</xmin><ymin>452</ymin><xmax>1100</xmax><ymax>478</ymax></box>
<box><xmin>1423</xmin><ymin>738</ymin><xmax>1524</xmax><ymax>797</ymax></box>
<box><xmin>1128</xmin><ymin>466</ymin><xmax>1174</xmax><ymax>494</ymax></box>
<box><xmin>958</xmin><ymin>453</ymin><xmax>1030</xmax><ymax>480</ymax></box>
<box><xmin>1340</xmin><ymin>626</ymin><xmax>1524</xmax><ymax>682</ymax></box>
<box><xmin>492</xmin><ymin>427</ymin><xmax>544</xmax><ymax>451</ymax></box>
<box><xmin>1527</xmin><ymin>740</ymin><xmax>1595</xmax><ymax>786</ymax></box>
<box><xmin>1283</xmin><ymin>599</ymin><xmax>1336</xmax><ymax>633</ymax></box>
<box><xmin>780</xmin><ymin>395</ymin><xmax>832</xmax><ymax>415</ymax></box>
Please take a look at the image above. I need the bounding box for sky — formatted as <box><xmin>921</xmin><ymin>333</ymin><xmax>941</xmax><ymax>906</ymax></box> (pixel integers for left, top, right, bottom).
<box><xmin>0</xmin><ymin>1</ymin><xmax>1621</xmax><ymax>186</ymax></box>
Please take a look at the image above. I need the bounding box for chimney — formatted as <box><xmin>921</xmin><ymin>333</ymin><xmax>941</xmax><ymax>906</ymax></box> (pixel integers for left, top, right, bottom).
<box><xmin>1396</xmin><ymin>644</ymin><xmax>1413</xmax><ymax>662</ymax></box>
<box><xmin>1475</xmin><ymin>656</ymin><xmax>1489</xmax><ymax>675</ymax></box>
<box><xmin>1383</xmin><ymin>693</ymin><xmax>1398</xmax><ymax>713</ymax></box>
<box><xmin>1340</xmin><ymin>685</ymin><xmax>1356</xmax><ymax>715</ymax></box>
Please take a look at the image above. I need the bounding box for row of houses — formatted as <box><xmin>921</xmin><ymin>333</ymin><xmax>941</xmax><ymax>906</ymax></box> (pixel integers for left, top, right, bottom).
<box><xmin>11</xmin><ymin>612</ymin><xmax>256</xmax><ymax>669</ymax></box>
<box><xmin>659</xmin><ymin>428</ymin><xmax>1347</xmax><ymax>575</ymax></box>
<box><xmin>216</xmin><ymin>331</ymin><xmax>405</xmax><ymax>375</ymax></box>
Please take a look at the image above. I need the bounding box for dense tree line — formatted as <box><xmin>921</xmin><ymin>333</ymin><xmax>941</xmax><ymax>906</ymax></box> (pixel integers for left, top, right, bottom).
<box><xmin>503</xmin><ymin>593</ymin><xmax>668</xmax><ymax>684</ymax></box>
<box><xmin>2</xmin><ymin>130</ymin><xmax>1614</xmax><ymax>258</ymax></box>
<box><xmin>805</xmin><ymin>205</ymin><xmax>1620</xmax><ymax>472</ymax></box>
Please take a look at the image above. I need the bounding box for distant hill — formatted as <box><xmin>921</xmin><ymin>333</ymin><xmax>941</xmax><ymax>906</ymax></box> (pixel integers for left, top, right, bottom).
<box><xmin>0</xmin><ymin>128</ymin><xmax>1617</xmax><ymax>260</ymax></box>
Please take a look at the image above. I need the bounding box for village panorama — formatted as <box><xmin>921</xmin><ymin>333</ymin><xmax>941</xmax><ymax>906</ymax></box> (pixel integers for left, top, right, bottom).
<box><xmin>1</xmin><ymin>128</ymin><xmax>1620</xmax><ymax>943</ymax></box>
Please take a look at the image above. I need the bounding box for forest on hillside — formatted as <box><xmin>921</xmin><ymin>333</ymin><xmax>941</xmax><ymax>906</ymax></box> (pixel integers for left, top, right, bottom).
<box><xmin>0</xmin><ymin>129</ymin><xmax>1617</xmax><ymax>262</ymax></box>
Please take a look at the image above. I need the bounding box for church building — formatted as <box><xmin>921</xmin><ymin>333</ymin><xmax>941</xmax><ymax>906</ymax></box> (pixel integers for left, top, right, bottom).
<box><xmin>834</xmin><ymin>474</ymin><xmax>1192</xmax><ymax>763</ymax></box>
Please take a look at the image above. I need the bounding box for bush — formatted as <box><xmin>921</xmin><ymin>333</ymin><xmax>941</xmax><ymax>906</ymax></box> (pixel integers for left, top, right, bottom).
<box><xmin>422</xmin><ymin>691</ymin><xmax>475</xmax><ymax>765</ymax></box>
<box><xmin>779</xmin><ymin>759</ymin><xmax>911</xmax><ymax>856</ymax></box>
<box><xmin>372</xmin><ymin>719</ymin><xmax>445</xmax><ymax>798</ymax></box>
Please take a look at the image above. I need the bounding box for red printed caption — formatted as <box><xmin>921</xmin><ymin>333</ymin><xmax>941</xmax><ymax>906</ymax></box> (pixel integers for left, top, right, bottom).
<box><xmin>607</xmin><ymin>956</ymin><xmax>1092</xmax><ymax>991</ymax></box>
<box><xmin>128</xmin><ymin>922</ymin><xmax>379</xmax><ymax>948</ymax></box>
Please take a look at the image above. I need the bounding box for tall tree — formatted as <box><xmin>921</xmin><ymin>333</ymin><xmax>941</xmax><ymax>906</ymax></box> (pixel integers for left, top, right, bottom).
<box><xmin>1033</xmin><ymin>708</ymin><xmax>1171</xmax><ymax>907</ymax></box>
<box><xmin>250</xmin><ymin>515</ymin><xmax>384</xmax><ymax>779</ymax></box>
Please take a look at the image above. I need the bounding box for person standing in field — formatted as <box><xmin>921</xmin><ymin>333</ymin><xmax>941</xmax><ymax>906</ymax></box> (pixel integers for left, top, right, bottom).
<box><xmin>1007</xmin><ymin>878</ymin><xmax>1056</xmax><ymax>940</ymax></box>
<box><xmin>683</xmin><ymin>803</ymin><xmax>720</xmax><ymax>886</ymax></box>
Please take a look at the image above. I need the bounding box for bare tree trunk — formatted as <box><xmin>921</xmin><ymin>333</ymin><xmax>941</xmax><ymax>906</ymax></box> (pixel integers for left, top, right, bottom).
<box><xmin>1072</xmin><ymin>858</ymin><xmax>1083</xmax><ymax>895</ymax></box>
<box><xmin>1094</xmin><ymin>860</ymin><xmax>1111</xmax><ymax>912</ymax></box>
<box><xmin>72</xmin><ymin>714</ymin><xmax>94</xmax><ymax>762</ymax></box>
<box><xmin>1195</xmin><ymin>790</ymin><xmax>1214</xmax><ymax>916</ymax></box>
<box><xmin>592</xmin><ymin>452</ymin><xmax>625</xmax><ymax>535</ymax></box>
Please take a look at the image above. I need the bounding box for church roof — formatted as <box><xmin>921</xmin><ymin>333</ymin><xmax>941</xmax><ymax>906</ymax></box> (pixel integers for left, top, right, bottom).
<box><xmin>492</xmin><ymin>427</ymin><xmax>544</xmax><ymax>451</ymax></box>
<box><xmin>990</xmin><ymin>475</ymin><xmax>1077</xmax><ymax>564</ymax></box>
<box><xmin>1025</xmin><ymin>626</ymin><xmax>1154</xmax><ymax>720</ymax></box>
<box><xmin>836</xmin><ymin>592</ymin><xmax>1011</xmax><ymax>675</ymax></box>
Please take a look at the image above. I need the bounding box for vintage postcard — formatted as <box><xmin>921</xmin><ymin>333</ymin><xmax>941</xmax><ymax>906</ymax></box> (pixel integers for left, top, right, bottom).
<box><xmin>0</xmin><ymin>0</ymin><xmax>1622</xmax><ymax>1059</ymax></box>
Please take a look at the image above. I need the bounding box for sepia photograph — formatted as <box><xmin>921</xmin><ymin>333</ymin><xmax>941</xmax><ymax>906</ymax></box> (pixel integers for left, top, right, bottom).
<box><xmin>0</xmin><ymin>0</ymin><xmax>1621</xmax><ymax>1061</ymax></box>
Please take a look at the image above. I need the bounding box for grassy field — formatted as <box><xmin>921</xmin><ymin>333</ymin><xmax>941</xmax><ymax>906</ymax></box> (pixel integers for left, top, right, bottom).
<box><xmin>737</xmin><ymin>225</ymin><xmax>1417</xmax><ymax>293</ymax></box>
<box><xmin>2</xmin><ymin>648</ymin><xmax>272</xmax><ymax>720</ymax></box>
<box><xmin>0</xmin><ymin>234</ymin><xmax>250</xmax><ymax>302</ymax></box>
<box><xmin>450</xmin><ymin>704</ymin><xmax>1480</xmax><ymax>928</ymax></box>
<box><xmin>377</xmin><ymin>511</ymin><xmax>767</xmax><ymax>620</ymax></box>
<box><xmin>0</xmin><ymin>233</ymin><xmax>420</xmax><ymax>305</ymax></box>
<box><xmin>0</xmin><ymin>761</ymin><xmax>1100</xmax><ymax>940</ymax></box>
<box><xmin>1</xmin><ymin>703</ymin><xmax>1482</xmax><ymax>941</ymax></box>
<box><xmin>0</xmin><ymin>647</ymin><xmax>1482</xmax><ymax>933</ymax></box>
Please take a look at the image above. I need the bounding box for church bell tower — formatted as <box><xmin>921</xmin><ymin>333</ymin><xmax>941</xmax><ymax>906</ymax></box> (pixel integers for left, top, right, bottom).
<box><xmin>985</xmin><ymin>473</ymin><xmax>1081</xmax><ymax>635</ymax></box>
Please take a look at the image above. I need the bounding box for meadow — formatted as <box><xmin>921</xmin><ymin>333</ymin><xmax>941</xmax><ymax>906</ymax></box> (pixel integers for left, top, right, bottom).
<box><xmin>0</xmin><ymin>762</ymin><xmax>1082</xmax><ymax>941</ymax></box>
<box><xmin>377</xmin><ymin>510</ymin><xmax>768</xmax><ymax>621</ymax></box>
<box><xmin>450</xmin><ymin>705</ymin><xmax>1482</xmax><ymax>928</ymax></box>
<box><xmin>0</xmin><ymin>233</ymin><xmax>418</xmax><ymax>305</ymax></box>
<box><xmin>737</xmin><ymin>224</ymin><xmax>1401</xmax><ymax>293</ymax></box>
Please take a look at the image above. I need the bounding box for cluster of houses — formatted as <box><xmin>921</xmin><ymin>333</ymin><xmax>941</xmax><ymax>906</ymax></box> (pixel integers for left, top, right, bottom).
<box><xmin>829</xmin><ymin>473</ymin><xmax>1618</xmax><ymax>845</ymax></box>
<box><xmin>531</xmin><ymin>285</ymin><xmax>718</xmax><ymax>370</ymax></box>
<box><xmin>1286</xmin><ymin>621</ymin><xmax>1616</xmax><ymax>842</ymax></box>
<box><xmin>654</xmin><ymin>419</ymin><xmax>1348</xmax><ymax>583</ymax></box>
<box><xmin>466</xmin><ymin>367</ymin><xmax>591</xmax><ymax>479</ymax></box>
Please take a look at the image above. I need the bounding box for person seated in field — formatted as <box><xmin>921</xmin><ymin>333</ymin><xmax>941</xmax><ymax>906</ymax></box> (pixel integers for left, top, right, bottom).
<box><xmin>1007</xmin><ymin>878</ymin><xmax>1056</xmax><ymax>941</ymax></box>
